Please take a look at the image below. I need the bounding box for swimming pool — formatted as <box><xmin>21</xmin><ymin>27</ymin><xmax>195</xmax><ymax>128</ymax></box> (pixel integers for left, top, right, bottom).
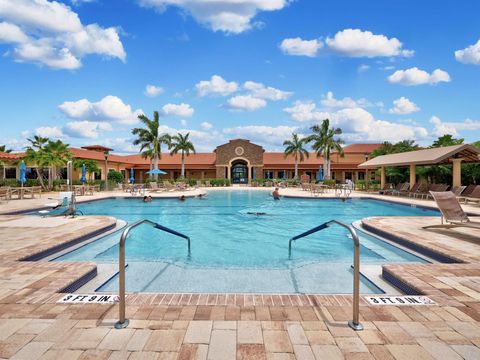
<box><xmin>54</xmin><ymin>190</ymin><xmax>437</xmax><ymax>293</ymax></box>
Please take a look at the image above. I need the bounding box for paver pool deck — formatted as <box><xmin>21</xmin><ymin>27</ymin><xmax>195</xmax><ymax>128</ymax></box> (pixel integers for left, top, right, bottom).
<box><xmin>0</xmin><ymin>188</ymin><xmax>479</xmax><ymax>359</ymax></box>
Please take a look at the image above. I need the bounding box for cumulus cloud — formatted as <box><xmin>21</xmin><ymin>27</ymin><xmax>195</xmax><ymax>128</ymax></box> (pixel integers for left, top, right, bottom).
<box><xmin>325</xmin><ymin>29</ymin><xmax>413</xmax><ymax>58</ymax></box>
<box><xmin>389</xmin><ymin>97</ymin><xmax>420</xmax><ymax>115</ymax></box>
<box><xmin>58</xmin><ymin>95</ymin><xmax>143</xmax><ymax>124</ymax></box>
<box><xmin>321</xmin><ymin>91</ymin><xmax>370</xmax><ymax>109</ymax></box>
<box><xmin>279</xmin><ymin>37</ymin><xmax>323</xmax><ymax>57</ymax></box>
<box><xmin>200</xmin><ymin>121</ymin><xmax>213</xmax><ymax>130</ymax></box>
<box><xmin>430</xmin><ymin>116</ymin><xmax>480</xmax><ymax>137</ymax></box>
<box><xmin>35</xmin><ymin>126</ymin><xmax>65</xmax><ymax>138</ymax></box>
<box><xmin>281</xmin><ymin>29</ymin><xmax>412</xmax><ymax>58</ymax></box>
<box><xmin>138</xmin><ymin>0</ymin><xmax>290</xmax><ymax>34</ymax></box>
<box><xmin>63</xmin><ymin>120</ymin><xmax>112</xmax><ymax>138</ymax></box>
<box><xmin>196</xmin><ymin>75</ymin><xmax>239</xmax><ymax>97</ymax></box>
<box><xmin>455</xmin><ymin>39</ymin><xmax>480</xmax><ymax>65</ymax></box>
<box><xmin>227</xmin><ymin>95</ymin><xmax>267</xmax><ymax>111</ymax></box>
<box><xmin>0</xmin><ymin>0</ymin><xmax>125</xmax><ymax>69</ymax></box>
<box><xmin>388</xmin><ymin>67</ymin><xmax>451</xmax><ymax>86</ymax></box>
<box><xmin>243</xmin><ymin>81</ymin><xmax>292</xmax><ymax>100</ymax></box>
<box><xmin>283</xmin><ymin>101</ymin><xmax>429</xmax><ymax>143</ymax></box>
<box><xmin>162</xmin><ymin>102</ymin><xmax>194</xmax><ymax>117</ymax></box>
<box><xmin>144</xmin><ymin>84</ymin><xmax>164</xmax><ymax>97</ymax></box>
<box><xmin>223</xmin><ymin>125</ymin><xmax>298</xmax><ymax>148</ymax></box>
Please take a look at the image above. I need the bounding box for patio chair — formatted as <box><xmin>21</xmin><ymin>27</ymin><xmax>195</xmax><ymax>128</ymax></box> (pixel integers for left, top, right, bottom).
<box><xmin>383</xmin><ymin>183</ymin><xmax>405</xmax><ymax>195</ymax></box>
<box><xmin>0</xmin><ymin>187</ymin><xmax>11</xmax><ymax>202</ymax></box>
<box><xmin>396</xmin><ymin>183</ymin><xmax>419</xmax><ymax>197</ymax></box>
<box><xmin>458</xmin><ymin>184</ymin><xmax>477</xmax><ymax>198</ymax></box>
<box><xmin>423</xmin><ymin>191</ymin><xmax>480</xmax><ymax>230</ymax></box>
<box><xmin>460</xmin><ymin>186</ymin><xmax>480</xmax><ymax>205</ymax></box>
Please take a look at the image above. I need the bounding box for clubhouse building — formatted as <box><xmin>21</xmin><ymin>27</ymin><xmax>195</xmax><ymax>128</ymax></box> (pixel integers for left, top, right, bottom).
<box><xmin>0</xmin><ymin>139</ymin><xmax>381</xmax><ymax>184</ymax></box>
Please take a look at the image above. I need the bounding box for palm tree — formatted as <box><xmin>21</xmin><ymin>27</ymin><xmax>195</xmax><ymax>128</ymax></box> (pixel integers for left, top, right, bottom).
<box><xmin>283</xmin><ymin>133</ymin><xmax>309</xmax><ymax>179</ymax></box>
<box><xmin>169</xmin><ymin>132</ymin><xmax>196</xmax><ymax>178</ymax></box>
<box><xmin>0</xmin><ymin>145</ymin><xmax>12</xmax><ymax>153</ymax></box>
<box><xmin>141</xmin><ymin>145</ymin><xmax>155</xmax><ymax>178</ymax></box>
<box><xmin>132</xmin><ymin>111</ymin><xmax>171</xmax><ymax>180</ymax></box>
<box><xmin>41</xmin><ymin>140</ymin><xmax>72</xmax><ymax>189</ymax></box>
<box><xmin>24</xmin><ymin>136</ymin><xmax>49</xmax><ymax>190</ymax></box>
<box><xmin>306</xmin><ymin>119</ymin><xmax>344</xmax><ymax>179</ymax></box>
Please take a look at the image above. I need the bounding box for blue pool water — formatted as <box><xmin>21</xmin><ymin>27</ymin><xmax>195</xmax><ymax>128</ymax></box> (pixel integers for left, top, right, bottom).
<box><xmin>55</xmin><ymin>190</ymin><xmax>437</xmax><ymax>293</ymax></box>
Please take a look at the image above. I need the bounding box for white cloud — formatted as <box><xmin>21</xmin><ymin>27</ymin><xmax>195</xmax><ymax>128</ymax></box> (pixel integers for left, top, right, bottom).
<box><xmin>283</xmin><ymin>100</ymin><xmax>329</xmax><ymax>122</ymax></box>
<box><xmin>58</xmin><ymin>95</ymin><xmax>143</xmax><ymax>124</ymax></box>
<box><xmin>279</xmin><ymin>37</ymin><xmax>323</xmax><ymax>57</ymax></box>
<box><xmin>195</xmin><ymin>75</ymin><xmax>239</xmax><ymax>97</ymax></box>
<box><xmin>358</xmin><ymin>64</ymin><xmax>370</xmax><ymax>73</ymax></box>
<box><xmin>283</xmin><ymin>101</ymin><xmax>429</xmax><ymax>143</ymax></box>
<box><xmin>227</xmin><ymin>95</ymin><xmax>267</xmax><ymax>111</ymax></box>
<box><xmin>200</xmin><ymin>121</ymin><xmax>213</xmax><ymax>130</ymax></box>
<box><xmin>430</xmin><ymin>116</ymin><xmax>480</xmax><ymax>137</ymax></box>
<box><xmin>243</xmin><ymin>81</ymin><xmax>292</xmax><ymax>100</ymax></box>
<box><xmin>162</xmin><ymin>102</ymin><xmax>194</xmax><ymax>117</ymax></box>
<box><xmin>138</xmin><ymin>0</ymin><xmax>290</xmax><ymax>34</ymax></box>
<box><xmin>389</xmin><ymin>97</ymin><xmax>420</xmax><ymax>115</ymax></box>
<box><xmin>455</xmin><ymin>39</ymin><xmax>480</xmax><ymax>65</ymax></box>
<box><xmin>144</xmin><ymin>84</ymin><xmax>164</xmax><ymax>97</ymax></box>
<box><xmin>63</xmin><ymin>120</ymin><xmax>112</xmax><ymax>138</ymax></box>
<box><xmin>223</xmin><ymin>125</ymin><xmax>297</xmax><ymax>148</ymax></box>
<box><xmin>388</xmin><ymin>67</ymin><xmax>451</xmax><ymax>86</ymax></box>
<box><xmin>0</xmin><ymin>0</ymin><xmax>125</xmax><ymax>69</ymax></box>
<box><xmin>0</xmin><ymin>22</ymin><xmax>28</xmax><ymax>43</ymax></box>
<box><xmin>325</xmin><ymin>29</ymin><xmax>413</xmax><ymax>58</ymax></box>
<box><xmin>34</xmin><ymin>126</ymin><xmax>64</xmax><ymax>138</ymax></box>
<box><xmin>321</xmin><ymin>91</ymin><xmax>358</xmax><ymax>109</ymax></box>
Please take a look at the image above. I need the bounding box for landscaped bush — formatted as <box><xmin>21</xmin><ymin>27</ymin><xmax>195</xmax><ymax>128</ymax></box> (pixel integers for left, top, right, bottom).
<box><xmin>107</xmin><ymin>170</ymin><xmax>124</xmax><ymax>184</ymax></box>
<box><xmin>322</xmin><ymin>179</ymin><xmax>336</xmax><ymax>187</ymax></box>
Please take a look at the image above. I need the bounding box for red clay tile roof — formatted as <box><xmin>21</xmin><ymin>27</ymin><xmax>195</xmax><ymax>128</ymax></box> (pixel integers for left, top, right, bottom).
<box><xmin>81</xmin><ymin>145</ymin><xmax>114</xmax><ymax>152</ymax></box>
<box><xmin>69</xmin><ymin>148</ymin><xmax>135</xmax><ymax>164</ymax></box>
<box><xmin>124</xmin><ymin>153</ymin><xmax>217</xmax><ymax>168</ymax></box>
<box><xmin>341</xmin><ymin>143</ymin><xmax>382</xmax><ymax>153</ymax></box>
<box><xmin>0</xmin><ymin>152</ymin><xmax>23</xmax><ymax>160</ymax></box>
<box><xmin>263</xmin><ymin>153</ymin><xmax>323</xmax><ymax>166</ymax></box>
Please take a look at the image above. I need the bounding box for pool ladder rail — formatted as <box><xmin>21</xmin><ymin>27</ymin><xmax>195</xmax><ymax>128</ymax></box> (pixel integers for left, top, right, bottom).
<box><xmin>288</xmin><ymin>220</ymin><xmax>364</xmax><ymax>331</ymax></box>
<box><xmin>115</xmin><ymin>219</ymin><xmax>191</xmax><ymax>330</ymax></box>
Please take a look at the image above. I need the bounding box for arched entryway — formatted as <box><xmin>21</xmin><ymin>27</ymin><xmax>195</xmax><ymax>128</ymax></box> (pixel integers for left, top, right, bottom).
<box><xmin>231</xmin><ymin>160</ymin><xmax>248</xmax><ymax>184</ymax></box>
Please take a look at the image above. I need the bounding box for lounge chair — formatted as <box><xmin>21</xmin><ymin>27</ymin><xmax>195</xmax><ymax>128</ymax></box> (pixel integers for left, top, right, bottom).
<box><xmin>384</xmin><ymin>183</ymin><xmax>408</xmax><ymax>196</ymax></box>
<box><xmin>424</xmin><ymin>191</ymin><xmax>480</xmax><ymax>230</ymax></box>
<box><xmin>378</xmin><ymin>183</ymin><xmax>392</xmax><ymax>195</ymax></box>
<box><xmin>459</xmin><ymin>184</ymin><xmax>477</xmax><ymax>198</ymax></box>
<box><xmin>391</xmin><ymin>182</ymin><xmax>410</xmax><ymax>196</ymax></box>
<box><xmin>460</xmin><ymin>186</ymin><xmax>480</xmax><ymax>205</ymax></box>
<box><xmin>451</xmin><ymin>185</ymin><xmax>467</xmax><ymax>197</ymax></box>
<box><xmin>397</xmin><ymin>183</ymin><xmax>420</xmax><ymax>197</ymax></box>
<box><xmin>148</xmin><ymin>182</ymin><xmax>165</xmax><ymax>192</ymax></box>
<box><xmin>420</xmin><ymin>184</ymin><xmax>449</xmax><ymax>200</ymax></box>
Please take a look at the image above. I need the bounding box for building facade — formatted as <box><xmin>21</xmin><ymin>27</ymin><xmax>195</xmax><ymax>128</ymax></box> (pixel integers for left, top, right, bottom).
<box><xmin>0</xmin><ymin>139</ymin><xmax>381</xmax><ymax>184</ymax></box>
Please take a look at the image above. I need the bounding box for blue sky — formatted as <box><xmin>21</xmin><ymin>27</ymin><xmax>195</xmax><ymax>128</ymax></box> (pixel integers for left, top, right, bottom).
<box><xmin>1</xmin><ymin>0</ymin><xmax>479</xmax><ymax>153</ymax></box>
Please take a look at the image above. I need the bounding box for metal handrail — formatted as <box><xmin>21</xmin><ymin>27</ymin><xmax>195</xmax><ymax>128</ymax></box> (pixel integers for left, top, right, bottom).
<box><xmin>115</xmin><ymin>219</ymin><xmax>191</xmax><ymax>329</ymax></box>
<box><xmin>288</xmin><ymin>220</ymin><xmax>363</xmax><ymax>331</ymax></box>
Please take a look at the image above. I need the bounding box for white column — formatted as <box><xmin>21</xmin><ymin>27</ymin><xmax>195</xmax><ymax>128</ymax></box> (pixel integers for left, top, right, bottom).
<box><xmin>451</xmin><ymin>159</ymin><xmax>463</xmax><ymax>187</ymax></box>
<box><xmin>409</xmin><ymin>164</ymin><xmax>416</xmax><ymax>189</ymax></box>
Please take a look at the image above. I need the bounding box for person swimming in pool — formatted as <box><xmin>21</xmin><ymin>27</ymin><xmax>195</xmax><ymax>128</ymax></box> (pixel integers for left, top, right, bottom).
<box><xmin>272</xmin><ymin>187</ymin><xmax>280</xmax><ymax>200</ymax></box>
<box><xmin>179</xmin><ymin>195</ymin><xmax>186</xmax><ymax>201</ymax></box>
<box><xmin>143</xmin><ymin>195</ymin><xmax>152</xmax><ymax>202</ymax></box>
<box><xmin>197</xmin><ymin>193</ymin><xmax>207</xmax><ymax>199</ymax></box>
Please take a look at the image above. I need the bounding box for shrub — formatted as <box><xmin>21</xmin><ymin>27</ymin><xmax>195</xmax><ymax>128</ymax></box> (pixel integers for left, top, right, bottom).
<box><xmin>107</xmin><ymin>171</ymin><xmax>124</xmax><ymax>184</ymax></box>
<box><xmin>322</xmin><ymin>179</ymin><xmax>336</xmax><ymax>187</ymax></box>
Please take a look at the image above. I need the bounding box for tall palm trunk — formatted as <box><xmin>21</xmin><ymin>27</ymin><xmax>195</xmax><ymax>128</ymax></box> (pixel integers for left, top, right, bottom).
<box><xmin>35</xmin><ymin>168</ymin><xmax>47</xmax><ymax>190</ymax></box>
<box><xmin>181</xmin><ymin>152</ymin><xmax>185</xmax><ymax>178</ymax></box>
<box><xmin>324</xmin><ymin>151</ymin><xmax>330</xmax><ymax>179</ymax></box>
<box><xmin>294</xmin><ymin>157</ymin><xmax>298</xmax><ymax>179</ymax></box>
<box><xmin>153</xmin><ymin>153</ymin><xmax>159</xmax><ymax>181</ymax></box>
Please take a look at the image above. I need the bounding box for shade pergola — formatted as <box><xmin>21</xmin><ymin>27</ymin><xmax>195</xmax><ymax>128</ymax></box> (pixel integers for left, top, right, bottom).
<box><xmin>358</xmin><ymin>144</ymin><xmax>480</xmax><ymax>188</ymax></box>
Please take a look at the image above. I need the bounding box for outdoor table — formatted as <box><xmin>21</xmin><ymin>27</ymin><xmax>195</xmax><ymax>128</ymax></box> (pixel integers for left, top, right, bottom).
<box><xmin>73</xmin><ymin>185</ymin><xmax>85</xmax><ymax>196</ymax></box>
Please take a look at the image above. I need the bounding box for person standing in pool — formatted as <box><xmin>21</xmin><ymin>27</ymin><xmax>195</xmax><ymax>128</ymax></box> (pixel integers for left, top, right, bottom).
<box><xmin>272</xmin><ymin>187</ymin><xmax>280</xmax><ymax>200</ymax></box>
<box><xmin>179</xmin><ymin>195</ymin><xmax>186</xmax><ymax>201</ymax></box>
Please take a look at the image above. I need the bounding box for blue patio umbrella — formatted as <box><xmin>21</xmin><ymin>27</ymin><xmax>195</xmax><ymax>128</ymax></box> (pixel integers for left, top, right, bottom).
<box><xmin>129</xmin><ymin>168</ymin><xmax>135</xmax><ymax>183</ymax></box>
<box><xmin>316</xmin><ymin>165</ymin><xmax>324</xmax><ymax>182</ymax></box>
<box><xmin>80</xmin><ymin>164</ymin><xmax>87</xmax><ymax>184</ymax></box>
<box><xmin>19</xmin><ymin>160</ymin><xmax>26</xmax><ymax>187</ymax></box>
<box><xmin>146</xmin><ymin>168</ymin><xmax>167</xmax><ymax>175</ymax></box>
